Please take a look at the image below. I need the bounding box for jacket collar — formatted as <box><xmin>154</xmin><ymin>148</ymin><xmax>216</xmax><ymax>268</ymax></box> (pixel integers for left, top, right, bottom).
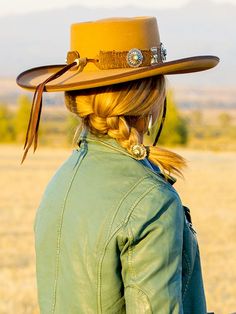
<box><xmin>78</xmin><ymin>129</ymin><xmax>176</xmax><ymax>186</ymax></box>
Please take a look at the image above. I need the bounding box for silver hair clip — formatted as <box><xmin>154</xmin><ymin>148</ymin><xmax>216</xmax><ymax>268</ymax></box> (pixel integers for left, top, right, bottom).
<box><xmin>130</xmin><ymin>144</ymin><xmax>147</xmax><ymax>160</ymax></box>
<box><xmin>150</xmin><ymin>47</ymin><xmax>159</xmax><ymax>64</ymax></box>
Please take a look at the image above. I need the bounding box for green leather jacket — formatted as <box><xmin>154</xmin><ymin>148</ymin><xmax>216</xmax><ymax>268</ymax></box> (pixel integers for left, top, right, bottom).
<box><xmin>34</xmin><ymin>132</ymin><xmax>207</xmax><ymax>313</ymax></box>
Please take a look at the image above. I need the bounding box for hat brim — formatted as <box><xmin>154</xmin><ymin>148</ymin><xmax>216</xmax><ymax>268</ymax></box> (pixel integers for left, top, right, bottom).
<box><xmin>17</xmin><ymin>55</ymin><xmax>219</xmax><ymax>92</ymax></box>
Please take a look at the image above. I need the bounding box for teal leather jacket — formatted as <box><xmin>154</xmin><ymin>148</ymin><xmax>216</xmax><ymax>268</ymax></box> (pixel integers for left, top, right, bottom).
<box><xmin>34</xmin><ymin>133</ymin><xmax>207</xmax><ymax>313</ymax></box>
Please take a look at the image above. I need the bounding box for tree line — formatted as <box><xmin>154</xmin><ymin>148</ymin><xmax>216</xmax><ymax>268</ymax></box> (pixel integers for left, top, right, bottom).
<box><xmin>0</xmin><ymin>93</ymin><xmax>235</xmax><ymax>150</ymax></box>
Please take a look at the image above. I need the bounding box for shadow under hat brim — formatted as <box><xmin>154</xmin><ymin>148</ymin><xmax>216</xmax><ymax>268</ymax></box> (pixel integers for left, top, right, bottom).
<box><xmin>17</xmin><ymin>55</ymin><xmax>219</xmax><ymax>92</ymax></box>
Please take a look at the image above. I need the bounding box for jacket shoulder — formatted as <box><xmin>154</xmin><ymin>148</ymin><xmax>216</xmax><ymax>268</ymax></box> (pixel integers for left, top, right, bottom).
<box><xmin>122</xmin><ymin>174</ymin><xmax>183</xmax><ymax>229</ymax></box>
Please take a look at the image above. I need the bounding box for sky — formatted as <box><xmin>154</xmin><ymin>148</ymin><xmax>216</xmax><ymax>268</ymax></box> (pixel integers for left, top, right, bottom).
<box><xmin>0</xmin><ymin>0</ymin><xmax>235</xmax><ymax>16</ymax></box>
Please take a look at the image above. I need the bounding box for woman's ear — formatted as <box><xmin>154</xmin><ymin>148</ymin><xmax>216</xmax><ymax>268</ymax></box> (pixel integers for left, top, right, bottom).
<box><xmin>134</xmin><ymin>116</ymin><xmax>149</xmax><ymax>134</ymax></box>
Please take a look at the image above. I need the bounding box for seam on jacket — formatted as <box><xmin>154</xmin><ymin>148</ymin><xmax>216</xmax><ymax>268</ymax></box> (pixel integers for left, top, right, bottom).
<box><xmin>128</xmin><ymin>227</ymin><xmax>136</xmax><ymax>280</ymax></box>
<box><xmin>125</xmin><ymin>285</ymin><xmax>153</xmax><ymax>314</ymax></box>
<box><xmin>97</xmin><ymin>183</ymin><xmax>158</xmax><ymax>313</ymax></box>
<box><xmin>104</xmin><ymin>175</ymin><xmax>151</xmax><ymax>243</ymax></box>
<box><xmin>96</xmin><ymin>178</ymin><xmax>157</xmax><ymax>313</ymax></box>
<box><xmin>51</xmin><ymin>148</ymin><xmax>86</xmax><ymax>313</ymax></box>
<box><xmin>127</xmin><ymin>224</ymin><xmax>154</xmax><ymax>311</ymax></box>
<box><xmin>124</xmin><ymin>184</ymin><xmax>158</xmax><ymax>225</ymax></box>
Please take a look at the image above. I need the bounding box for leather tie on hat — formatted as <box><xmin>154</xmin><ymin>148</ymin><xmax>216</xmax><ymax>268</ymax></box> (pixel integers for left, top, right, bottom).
<box><xmin>21</xmin><ymin>60</ymin><xmax>84</xmax><ymax>164</ymax></box>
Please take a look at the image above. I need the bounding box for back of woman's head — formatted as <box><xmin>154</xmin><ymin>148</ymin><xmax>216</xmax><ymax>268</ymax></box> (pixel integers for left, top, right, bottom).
<box><xmin>65</xmin><ymin>75</ymin><xmax>186</xmax><ymax>177</ymax></box>
<box><xmin>65</xmin><ymin>75</ymin><xmax>165</xmax><ymax>145</ymax></box>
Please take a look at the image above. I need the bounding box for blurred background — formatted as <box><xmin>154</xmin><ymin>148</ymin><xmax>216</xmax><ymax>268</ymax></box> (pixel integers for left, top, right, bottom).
<box><xmin>0</xmin><ymin>0</ymin><xmax>235</xmax><ymax>313</ymax></box>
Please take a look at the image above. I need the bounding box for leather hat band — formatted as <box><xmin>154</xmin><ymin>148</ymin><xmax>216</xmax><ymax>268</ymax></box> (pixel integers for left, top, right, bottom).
<box><xmin>66</xmin><ymin>43</ymin><xmax>167</xmax><ymax>70</ymax></box>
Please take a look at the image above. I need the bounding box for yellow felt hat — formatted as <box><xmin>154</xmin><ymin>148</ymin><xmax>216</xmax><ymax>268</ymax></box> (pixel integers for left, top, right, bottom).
<box><xmin>17</xmin><ymin>16</ymin><xmax>220</xmax><ymax>163</ymax></box>
<box><xmin>16</xmin><ymin>16</ymin><xmax>219</xmax><ymax>92</ymax></box>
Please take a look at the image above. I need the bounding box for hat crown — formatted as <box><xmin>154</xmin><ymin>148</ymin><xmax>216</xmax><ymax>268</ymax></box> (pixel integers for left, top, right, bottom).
<box><xmin>70</xmin><ymin>16</ymin><xmax>160</xmax><ymax>61</ymax></box>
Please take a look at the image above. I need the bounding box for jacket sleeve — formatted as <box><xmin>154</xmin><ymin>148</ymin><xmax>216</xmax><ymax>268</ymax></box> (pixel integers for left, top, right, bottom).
<box><xmin>119</xmin><ymin>184</ymin><xmax>184</xmax><ymax>314</ymax></box>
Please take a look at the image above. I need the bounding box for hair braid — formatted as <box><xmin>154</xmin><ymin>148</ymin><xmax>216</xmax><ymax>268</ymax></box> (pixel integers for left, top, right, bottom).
<box><xmin>106</xmin><ymin>116</ymin><xmax>140</xmax><ymax>151</ymax></box>
<box><xmin>89</xmin><ymin>114</ymin><xmax>108</xmax><ymax>134</ymax></box>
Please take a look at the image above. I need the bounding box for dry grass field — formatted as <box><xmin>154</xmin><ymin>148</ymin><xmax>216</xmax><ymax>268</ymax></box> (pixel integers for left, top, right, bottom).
<box><xmin>0</xmin><ymin>144</ymin><xmax>235</xmax><ymax>314</ymax></box>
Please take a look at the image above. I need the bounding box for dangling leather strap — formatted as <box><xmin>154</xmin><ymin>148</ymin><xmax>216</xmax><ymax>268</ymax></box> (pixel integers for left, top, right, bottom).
<box><xmin>153</xmin><ymin>97</ymin><xmax>167</xmax><ymax>146</ymax></box>
<box><xmin>21</xmin><ymin>60</ymin><xmax>83</xmax><ymax>164</ymax></box>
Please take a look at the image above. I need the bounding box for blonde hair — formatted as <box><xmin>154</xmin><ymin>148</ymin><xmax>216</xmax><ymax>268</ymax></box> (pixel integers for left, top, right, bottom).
<box><xmin>65</xmin><ymin>76</ymin><xmax>186</xmax><ymax>177</ymax></box>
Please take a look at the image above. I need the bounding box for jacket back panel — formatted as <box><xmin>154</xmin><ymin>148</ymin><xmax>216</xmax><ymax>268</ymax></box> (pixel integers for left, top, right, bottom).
<box><xmin>34</xmin><ymin>139</ymin><xmax>207</xmax><ymax>314</ymax></box>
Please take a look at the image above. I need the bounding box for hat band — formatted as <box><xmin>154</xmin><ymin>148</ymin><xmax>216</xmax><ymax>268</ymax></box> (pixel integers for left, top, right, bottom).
<box><xmin>66</xmin><ymin>43</ymin><xmax>167</xmax><ymax>70</ymax></box>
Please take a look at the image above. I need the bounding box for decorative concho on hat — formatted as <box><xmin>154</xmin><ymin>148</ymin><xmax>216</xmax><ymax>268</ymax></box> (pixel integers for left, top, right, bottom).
<box><xmin>160</xmin><ymin>43</ymin><xmax>167</xmax><ymax>61</ymax></box>
<box><xmin>150</xmin><ymin>47</ymin><xmax>159</xmax><ymax>65</ymax></box>
<box><xmin>126</xmin><ymin>48</ymin><xmax>144</xmax><ymax>67</ymax></box>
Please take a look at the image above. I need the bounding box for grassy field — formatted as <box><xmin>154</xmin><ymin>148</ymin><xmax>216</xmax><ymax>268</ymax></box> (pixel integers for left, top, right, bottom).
<box><xmin>0</xmin><ymin>145</ymin><xmax>235</xmax><ymax>314</ymax></box>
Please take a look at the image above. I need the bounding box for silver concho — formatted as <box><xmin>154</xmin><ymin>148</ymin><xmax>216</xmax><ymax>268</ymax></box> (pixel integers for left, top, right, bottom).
<box><xmin>126</xmin><ymin>48</ymin><xmax>143</xmax><ymax>68</ymax></box>
<box><xmin>160</xmin><ymin>43</ymin><xmax>167</xmax><ymax>61</ymax></box>
<box><xmin>130</xmin><ymin>144</ymin><xmax>147</xmax><ymax>160</ymax></box>
<box><xmin>150</xmin><ymin>47</ymin><xmax>158</xmax><ymax>65</ymax></box>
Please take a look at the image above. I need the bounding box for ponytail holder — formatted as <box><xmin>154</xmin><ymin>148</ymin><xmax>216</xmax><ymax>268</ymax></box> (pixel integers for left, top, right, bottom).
<box><xmin>130</xmin><ymin>144</ymin><xmax>147</xmax><ymax>160</ymax></box>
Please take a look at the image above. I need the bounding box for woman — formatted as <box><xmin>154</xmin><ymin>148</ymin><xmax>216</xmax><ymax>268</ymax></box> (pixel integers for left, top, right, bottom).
<box><xmin>17</xmin><ymin>17</ymin><xmax>219</xmax><ymax>314</ymax></box>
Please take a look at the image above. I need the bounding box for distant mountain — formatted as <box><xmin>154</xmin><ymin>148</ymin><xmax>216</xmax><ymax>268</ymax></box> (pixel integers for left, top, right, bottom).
<box><xmin>0</xmin><ymin>0</ymin><xmax>235</xmax><ymax>89</ymax></box>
